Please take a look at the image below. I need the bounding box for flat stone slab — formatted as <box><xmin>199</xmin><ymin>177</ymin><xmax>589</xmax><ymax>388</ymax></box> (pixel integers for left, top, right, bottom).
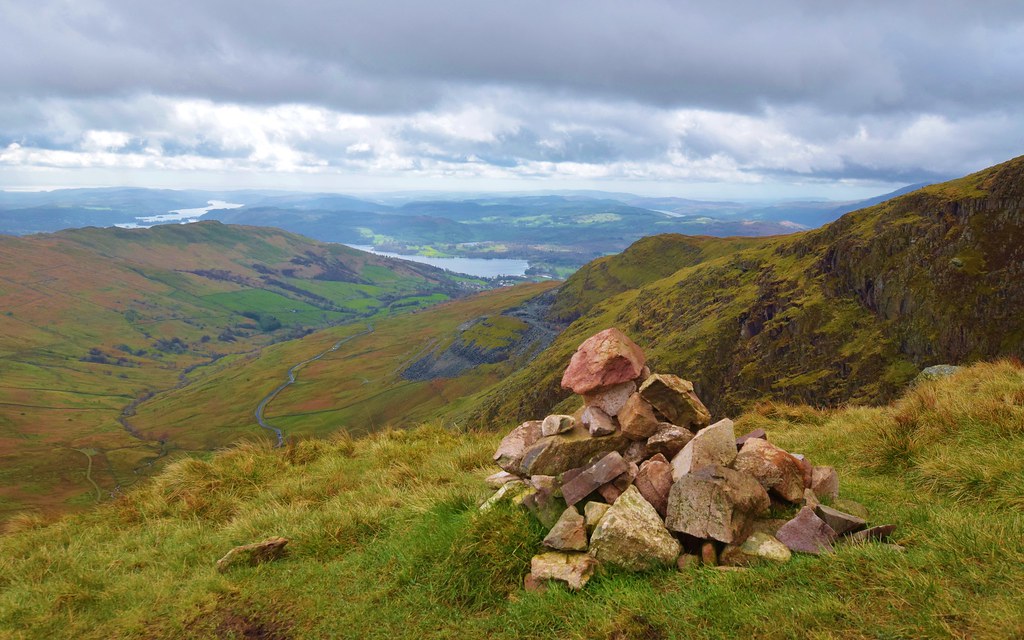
<box><xmin>521</xmin><ymin>425</ymin><xmax>630</xmax><ymax>476</ymax></box>
<box><xmin>561</xmin><ymin>328</ymin><xmax>647</xmax><ymax>395</ymax></box>
<box><xmin>216</xmin><ymin>537</ymin><xmax>289</xmax><ymax>573</ymax></box>
<box><xmin>735</xmin><ymin>428</ymin><xmax>767</xmax><ymax>449</ymax></box>
<box><xmin>814</xmin><ymin>504</ymin><xmax>866</xmax><ymax>536</ymax></box>
<box><xmin>561</xmin><ymin>451</ymin><xmax>629</xmax><ymax>506</ymax></box>
<box><xmin>485</xmin><ymin>471</ymin><xmax>521</xmax><ymax>489</ymax></box>
<box><xmin>776</xmin><ymin>506</ymin><xmax>837</xmax><ymax>554</ymax></box>
<box><xmin>531</xmin><ymin>552</ymin><xmax>597</xmax><ymax>590</ymax></box>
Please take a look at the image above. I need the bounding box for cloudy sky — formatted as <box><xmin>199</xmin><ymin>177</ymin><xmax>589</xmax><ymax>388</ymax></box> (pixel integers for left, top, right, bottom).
<box><xmin>1</xmin><ymin>0</ymin><xmax>1022</xmax><ymax>198</ymax></box>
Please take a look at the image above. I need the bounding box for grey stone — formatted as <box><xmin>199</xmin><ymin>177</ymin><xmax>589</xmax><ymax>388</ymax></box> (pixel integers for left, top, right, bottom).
<box><xmin>521</xmin><ymin>425</ymin><xmax>631</xmax><ymax>476</ymax></box>
<box><xmin>216</xmin><ymin>537</ymin><xmax>289</xmax><ymax>573</ymax></box>
<box><xmin>814</xmin><ymin>505</ymin><xmax>867</xmax><ymax>536</ymax></box>
<box><xmin>519</xmin><ymin>485</ymin><xmax>565</xmax><ymax>529</ymax></box>
<box><xmin>665</xmin><ymin>464</ymin><xmax>770</xmax><ymax>544</ymax></box>
<box><xmin>581</xmin><ymin>406</ymin><xmax>617</xmax><ymax>437</ymax></box>
<box><xmin>589</xmin><ymin>486</ymin><xmax>681</xmax><ymax>571</ymax></box>
<box><xmin>542</xmin><ymin>414</ymin><xmax>577</xmax><ymax>437</ymax></box>
<box><xmin>485</xmin><ymin>471</ymin><xmax>520</xmax><ymax>489</ymax></box>
<box><xmin>582</xmin><ymin>380</ymin><xmax>636</xmax><ymax>417</ymax></box>
<box><xmin>479</xmin><ymin>480</ymin><xmax>528</xmax><ymax>511</ymax></box>
<box><xmin>671</xmin><ymin>418</ymin><xmax>738</xmax><ymax>480</ymax></box>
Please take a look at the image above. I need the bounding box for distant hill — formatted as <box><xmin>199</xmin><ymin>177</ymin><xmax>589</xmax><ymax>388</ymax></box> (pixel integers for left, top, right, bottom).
<box><xmin>465</xmin><ymin>157</ymin><xmax>1024</xmax><ymax>425</ymax></box>
<box><xmin>0</xmin><ymin>221</ymin><xmax>476</xmax><ymax>518</ymax></box>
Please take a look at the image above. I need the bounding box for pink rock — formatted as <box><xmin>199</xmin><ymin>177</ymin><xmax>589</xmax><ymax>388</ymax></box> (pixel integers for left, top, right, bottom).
<box><xmin>811</xmin><ymin>466</ymin><xmax>839</xmax><ymax>501</ymax></box>
<box><xmin>582</xmin><ymin>380</ymin><xmax>636</xmax><ymax>417</ymax></box>
<box><xmin>731</xmin><ymin>438</ymin><xmax>807</xmax><ymax>503</ymax></box>
<box><xmin>561</xmin><ymin>452</ymin><xmax>629</xmax><ymax>507</ymax></box>
<box><xmin>735</xmin><ymin>428</ymin><xmax>767</xmax><ymax>449</ymax></box>
<box><xmin>560</xmin><ymin>328</ymin><xmax>647</xmax><ymax>395</ymax></box>
<box><xmin>493</xmin><ymin>420</ymin><xmax>543</xmax><ymax>475</ymax></box>
<box><xmin>634</xmin><ymin>456</ymin><xmax>673</xmax><ymax>516</ymax></box>
<box><xmin>776</xmin><ymin>507</ymin><xmax>837</xmax><ymax>554</ymax></box>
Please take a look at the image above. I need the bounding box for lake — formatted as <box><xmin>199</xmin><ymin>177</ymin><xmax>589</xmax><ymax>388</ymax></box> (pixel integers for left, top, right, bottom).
<box><xmin>115</xmin><ymin>200</ymin><xmax>244</xmax><ymax>228</ymax></box>
<box><xmin>344</xmin><ymin>245</ymin><xmax>530</xmax><ymax>278</ymax></box>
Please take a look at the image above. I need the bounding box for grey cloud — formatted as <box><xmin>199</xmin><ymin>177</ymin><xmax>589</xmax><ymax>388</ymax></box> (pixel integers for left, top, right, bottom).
<box><xmin>3</xmin><ymin>0</ymin><xmax>1024</xmax><ymax>116</ymax></box>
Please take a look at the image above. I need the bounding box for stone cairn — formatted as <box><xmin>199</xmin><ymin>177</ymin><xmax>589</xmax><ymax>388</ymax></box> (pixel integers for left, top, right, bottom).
<box><xmin>483</xmin><ymin>328</ymin><xmax>897</xmax><ymax>591</ymax></box>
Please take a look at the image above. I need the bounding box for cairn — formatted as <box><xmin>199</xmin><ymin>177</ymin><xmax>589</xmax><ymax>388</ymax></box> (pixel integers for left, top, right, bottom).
<box><xmin>484</xmin><ymin>328</ymin><xmax>897</xmax><ymax>590</ymax></box>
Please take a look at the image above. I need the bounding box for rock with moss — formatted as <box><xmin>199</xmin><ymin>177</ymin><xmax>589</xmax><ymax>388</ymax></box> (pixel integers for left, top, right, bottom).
<box><xmin>665</xmin><ymin>464</ymin><xmax>770</xmax><ymax>544</ymax></box>
<box><xmin>520</xmin><ymin>425</ymin><xmax>630</xmax><ymax>476</ymax></box>
<box><xmin>720</xmin><ymin>532</ymin><xmax>792</xmax><ymax>566</ymax></box>
<box><xmin>215</xmin><ymin>537</ymin><xmax>289</xmax><ymax>573</ymax></box>
<box><xmin>543</xmin><ymin>506</ymin><xmax>588</xmax><ymax>551</ymax></box>
<box><xmin>589</xmin><ymin>486</ymin><xmax>681</xmax><ymax>571</ymax></box>
<box><xmin>638</xmin><ymin>373</ymin><xmax>711</xmax><ymax>430</ymax></box>
<box><xmin>530</xmin><ymin>552</ymin><xmax>597</xmax><ymax>590</ymax></box>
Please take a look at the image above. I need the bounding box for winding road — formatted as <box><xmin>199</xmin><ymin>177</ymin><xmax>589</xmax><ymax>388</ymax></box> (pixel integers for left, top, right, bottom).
<box><xmin>254</xmin><ymin>324</ymin><xmax>374</xmax><ymax>446</ymax></box>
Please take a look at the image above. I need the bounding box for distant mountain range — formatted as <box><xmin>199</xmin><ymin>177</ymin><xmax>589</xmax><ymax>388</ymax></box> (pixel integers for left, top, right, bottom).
<box><xmin>0</xmin><ymin>184</ymin><xmax>926</xmax><ymax>276</ymax></box>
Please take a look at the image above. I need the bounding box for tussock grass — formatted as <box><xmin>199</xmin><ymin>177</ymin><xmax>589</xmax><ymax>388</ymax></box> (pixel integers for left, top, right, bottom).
<box><xmin>2</xmin><ymin>363</ymin><xmax>1024</xmax><ymax>638</ymax></box>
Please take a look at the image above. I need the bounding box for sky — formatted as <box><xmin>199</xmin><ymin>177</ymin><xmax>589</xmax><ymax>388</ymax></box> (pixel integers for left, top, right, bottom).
<box><xmin>1</xmin><ymin>0</ymin><xmax>1022</xmax><ymax>199</ymax></box>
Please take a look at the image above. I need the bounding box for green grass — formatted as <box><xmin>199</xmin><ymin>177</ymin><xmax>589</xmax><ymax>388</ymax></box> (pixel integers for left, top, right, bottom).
<box><xmin>1</xmin><ymin>361</ymin><xmax>1023</xmax><ymax>638</ymax></box>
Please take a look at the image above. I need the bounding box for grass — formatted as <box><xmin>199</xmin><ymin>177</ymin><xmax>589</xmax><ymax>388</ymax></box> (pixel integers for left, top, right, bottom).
<box><xmin>1</xmin><ymin>360</ymin><xmax>1022</xmax><ymax>638</ymax></box>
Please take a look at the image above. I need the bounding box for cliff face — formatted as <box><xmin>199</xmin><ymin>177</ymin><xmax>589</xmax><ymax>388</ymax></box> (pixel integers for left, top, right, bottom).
<box><xmin>466</xmin><ymin>156</ymin><xmax>1024</xmax><ymax>426</ymax></box>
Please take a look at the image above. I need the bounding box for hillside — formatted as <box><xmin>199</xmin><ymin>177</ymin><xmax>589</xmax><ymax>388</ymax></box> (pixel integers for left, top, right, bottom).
<box><xmin>1</xmin><ymin>361</ymin><xmax>1021</xmax><ymax>638</ymax></box>
<box><xmin>467</xmin><ymin>156</ymin><xmax>1024</xmax><ymax>425</ymax></box>
<box><xmin>0</xmin><ymin>221</ymin><xmax>479</xmax><ymax>519</ymax></box>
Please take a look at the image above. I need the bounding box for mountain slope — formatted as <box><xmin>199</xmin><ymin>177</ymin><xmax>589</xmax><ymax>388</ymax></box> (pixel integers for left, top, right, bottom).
<box><xmin>0</xmin><ymin>221</ymin><xmax>476</xmax><ymax>518</ymax></box>
<box><xmin>1</xmin><ymin>361</ymin><xmax>1021</xmax><ymax>638</ymax></box>
<box><xmin>467</xmin><ymin>156</ymin><xmax>1024</xmax><ymax>425</ymax></box>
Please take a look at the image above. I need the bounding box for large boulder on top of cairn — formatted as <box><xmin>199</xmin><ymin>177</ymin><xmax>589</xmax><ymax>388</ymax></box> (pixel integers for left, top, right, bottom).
<box><xmin>732</xmin><ymin>438</ymin><xmax>807</xmax><ymax>503</ymax></box>
<box><xmin>521</xmin><ymin>425</ymin><xmax>630</xmax><ymax>476</ymax></box>
<box><xmin>665</xmin><ymin>464</ymin><xmax>770</xmax><ymax>544</ymax></box>
<box><xmin>589</xmin><ymin>486</ymin><xmax>681</xmax><ymax>571</ymax></box>
<box><xmin>638</xmin><ymin>374</ymin><xmax>711</xmax><ymax>431</ymax></box>
<box><xmin>493</xmin><ymin>420</ymin><xmax>543</xmax><ymax>475</ymax></box>
<box><xmin>671</xmin><ymin>418</ymin><xmax>738</xmax><ymax>480</ymax></box>
<box><xmin>560</xmin><ymin>328</ymin><xmax>646</xmax><ymax>395</ymax></box>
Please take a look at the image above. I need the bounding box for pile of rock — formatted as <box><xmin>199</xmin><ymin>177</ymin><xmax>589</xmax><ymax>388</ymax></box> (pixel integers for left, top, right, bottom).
<box><xmin>484</xmin><ymin>328</ymin><xmax>897</xmax><ymax>591</ymax></box>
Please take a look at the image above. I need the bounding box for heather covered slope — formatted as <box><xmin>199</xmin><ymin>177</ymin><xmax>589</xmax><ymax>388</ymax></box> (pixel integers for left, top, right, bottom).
<box><xmin>0</xmin><ymin>221</ymin><xmax>476</xmax><ymax>518</ymax></box>
<box><xmin>468</xmin><ymin>156</ymin><xmax>1024</xmax><ymax>425</ymax></box>
<box><xmin>1</xmin><ymin>361</ymin><xmax>1021</xmax><ymax>639</ymax></box>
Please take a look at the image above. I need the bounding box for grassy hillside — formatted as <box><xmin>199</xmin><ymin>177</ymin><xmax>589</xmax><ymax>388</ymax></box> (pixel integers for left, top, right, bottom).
<box><xmin>129</xmin><ymin>281</ymin><xmax>559</xmax><ymax>450</ymax></box>
<box><xmin>0</xmin><ymin>221</ymin><xmax>478</xmax><ymax>519</ymax></box>
<box><xmin>1</xmin><ymin>361</ymin><xmax>1021</xmax><ymax>639</ymax></box>
<box><xmin>468</xmin><ymin>156</ymin><xmax>1024</xmax><ymax>425</ymax></box>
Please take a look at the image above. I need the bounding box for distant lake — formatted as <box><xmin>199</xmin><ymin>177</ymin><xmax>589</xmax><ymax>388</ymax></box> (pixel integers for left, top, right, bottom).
<box><xmin>344</xmin><ymin>245</ymin><xmax>530</xmax><ymax>278</ymax></box>
<box><xmin>115</xmin><ymin>200</ymin><xmax>244</xmax><ymax>228</ymax></box>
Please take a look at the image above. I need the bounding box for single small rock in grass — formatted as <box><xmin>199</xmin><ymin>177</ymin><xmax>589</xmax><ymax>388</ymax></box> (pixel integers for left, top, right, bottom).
<box><xmin>618</xmin><ymin>393</ymin><xmax>662</xmax><ymax>440</ymax></box>
<box><xmin>542</xmin><ymin>414</ymin><xmax>577</xmax><ymax>437</ymax></box>
<box><xmin>846</xmin><ymin>524</ymin><xmax>897</xmax><ymax>544</ymax></box>
<box><xmin>811</xmin><ymin>465</ymin><xmax>839</xmax><ymax>500</ymax></box>
<box><xmin>671</xmin><ymin>418</ymin><xmax>738</xmax><ymax>480</ymax></box>
<box><xmin>581</xmin><ymin>406</ymin><xmax>617</xmax><ymax>437</ymax></box>
<box><xmin>589</xmin><ymin>486</ymin><xmax>681</xmax><ymax>571</ymax></box>
<box><xmin>814</xmin><ymin>504</ymin><xmax>866</xmax><ymax>536</ymax></box>
<box><xmin>776</xmin><ymin>507</ymin><xmax>837</xmax><ymax>555</ymax></box>
<box><xmin>647</xmin><ymin>423</ymin><xmax>693</xmax><ymax>459</ymax></box>
<box><xmin>544</xmin><ymin>506</ymin><xmax>588</xmax><ymax>551</ymax></box>
<box><xmin>583</xmin><ymin>501</ymin><xmax>610</xmax><ymax>532</ymax></box>
<box><xmin>720</xmin><ymin>532</ymin><xmax>791</xmax><ymax>566</ymax></box>
<box><xmin>582</xmin><ymin>380</ymin><xmax>636</xmax><ymax>417</ymax></box>
<box><xmin>216</xmin><ymin>537</ymin><xmax>289</xmax><ymax>573</ymax></box>
<box><xmin>531</xmin><ymin>552</ymin><xmax>597</xmax><ymax>590</ymax></box>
